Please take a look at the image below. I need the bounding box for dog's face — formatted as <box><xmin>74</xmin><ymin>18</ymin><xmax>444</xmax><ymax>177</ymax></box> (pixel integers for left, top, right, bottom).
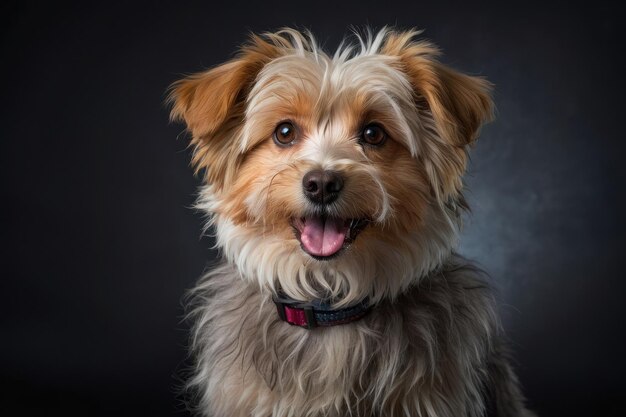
<box><xmin>170</xmin><ymin>29</ymin><xmax>492</xmax><ymax>305</ymax></box>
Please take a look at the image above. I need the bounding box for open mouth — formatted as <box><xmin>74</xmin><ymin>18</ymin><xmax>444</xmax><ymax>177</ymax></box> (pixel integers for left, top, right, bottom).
<box><xmin>291</xmin><ymin>216</ymin><xmax>369</xmax><ymax>260</ymax></box>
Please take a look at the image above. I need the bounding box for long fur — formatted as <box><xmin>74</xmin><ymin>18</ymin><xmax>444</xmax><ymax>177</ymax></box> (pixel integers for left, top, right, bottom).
<box><xmin>169</xmin><ymin>28</ymin><xmax>534</xmax><ymax>417</ymax></box>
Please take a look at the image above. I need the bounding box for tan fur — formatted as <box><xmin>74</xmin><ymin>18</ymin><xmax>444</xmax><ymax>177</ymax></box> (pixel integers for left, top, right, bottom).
<box><xmin>381</xmin><ymin>31</ymin><xmax>493</xmax><ymax>201</ymax></box>
<box><xmin>170</xmin><ymin>28</ymin><xmax>533</xmax><ymax>417</ymax></box>
<box><xmin>167</xmin><ymin>36</ymin><xmax>283</xmax><ymax>189</ymax></box>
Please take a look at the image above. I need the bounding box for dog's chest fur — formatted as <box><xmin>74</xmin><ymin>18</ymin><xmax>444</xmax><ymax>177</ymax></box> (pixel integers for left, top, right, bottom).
<box><xmin>187</xmin><ymin>260</ymin><xmax>510</xmax><ymax>417</ymax></box>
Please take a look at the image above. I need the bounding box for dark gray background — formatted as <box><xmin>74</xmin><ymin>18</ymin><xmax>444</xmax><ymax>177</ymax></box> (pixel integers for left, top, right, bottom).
<box><xmin>2</xmin><ymin>1</ymin><xmax>624</xmax><ymax>416</ymax></box>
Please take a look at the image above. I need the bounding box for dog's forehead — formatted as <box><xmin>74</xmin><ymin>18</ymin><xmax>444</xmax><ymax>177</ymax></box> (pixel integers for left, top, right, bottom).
<box><xmin>248</xmin><ymin>53</ymin><xmax>413</xmax><ymax>120</ymax></box>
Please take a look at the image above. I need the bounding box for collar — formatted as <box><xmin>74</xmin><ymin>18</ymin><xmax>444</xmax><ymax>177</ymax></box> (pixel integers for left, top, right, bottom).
<box><xmin>272</xmin><ymin>294</ymin><xmax>372</xmax><ymax>329</ymax></box>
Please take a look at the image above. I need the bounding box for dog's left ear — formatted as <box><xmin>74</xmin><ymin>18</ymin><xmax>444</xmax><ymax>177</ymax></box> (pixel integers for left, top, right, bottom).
<box><xmin>383</xmin><ymin>31</ymin><xmax>494</xmax><ymax>201</ymax></box>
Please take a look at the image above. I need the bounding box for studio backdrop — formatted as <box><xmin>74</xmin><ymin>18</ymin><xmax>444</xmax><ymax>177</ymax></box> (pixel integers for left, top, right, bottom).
<box><xmin>2</xmin><ymin>1</ymin><xmax>624</xmax><ymax>416</ymax></box>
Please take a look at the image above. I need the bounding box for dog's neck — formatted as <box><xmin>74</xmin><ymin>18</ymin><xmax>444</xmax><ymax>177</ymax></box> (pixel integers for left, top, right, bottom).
<box><xmin>272</xmin><ymin>293</ymin><xmax>372</xmax><ymax>329</ymax></box>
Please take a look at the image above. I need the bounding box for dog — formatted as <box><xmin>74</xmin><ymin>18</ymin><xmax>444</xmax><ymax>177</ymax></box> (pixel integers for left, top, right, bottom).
<box><xmin>169</xmin><ymin>28</ymin><xmax>534</xmax><ymax>417</ymax></box>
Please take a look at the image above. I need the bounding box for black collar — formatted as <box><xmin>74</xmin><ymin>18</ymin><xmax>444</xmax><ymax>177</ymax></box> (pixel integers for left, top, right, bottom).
<box><xmin>272</xmin><ymin>294</ymin><xmax>372</xmax><ymax>329</ymax></box>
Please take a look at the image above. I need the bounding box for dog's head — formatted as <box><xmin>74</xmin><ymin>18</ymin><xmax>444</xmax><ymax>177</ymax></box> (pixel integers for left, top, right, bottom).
<box><xmin>169</xmin><ymin>28</ymin><xmax>492</xmax><ymax>305</ymax></box>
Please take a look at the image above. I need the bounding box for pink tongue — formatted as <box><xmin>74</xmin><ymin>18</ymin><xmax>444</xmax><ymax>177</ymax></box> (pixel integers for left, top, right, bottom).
<box><xmin>300</xmin><ymin>217</ymin><xmax>348</xmax><ymax>257</ymax></box>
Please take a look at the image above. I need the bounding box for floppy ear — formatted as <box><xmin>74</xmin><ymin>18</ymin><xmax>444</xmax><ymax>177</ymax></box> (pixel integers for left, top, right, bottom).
<box><xmin>383</xmin><ymin>31</ymin><xmax>494</xmax><ymax>201</ymax></box>
<box><xmin>167</xmin><ymin>36</ymin><xmax>281</xmax><ymax>188</ymax></box>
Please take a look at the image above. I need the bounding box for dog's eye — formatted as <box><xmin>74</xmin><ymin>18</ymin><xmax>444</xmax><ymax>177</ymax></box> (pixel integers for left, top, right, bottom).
<box><xmin>273</xmin><ymin>122</ymin><xmax>298</xmax><ymax>146</ymax></box>
<box><xmin>360</xmin><ymin>124</ymin><xmax>387</xmax><ymax>146</ymax></box>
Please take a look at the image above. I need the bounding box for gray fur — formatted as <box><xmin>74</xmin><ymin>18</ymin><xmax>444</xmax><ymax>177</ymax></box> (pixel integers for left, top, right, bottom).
<box><xmin>184</xmin><ymin>257</ymin><xmax>533</xmax><ymax>416</ymax></box>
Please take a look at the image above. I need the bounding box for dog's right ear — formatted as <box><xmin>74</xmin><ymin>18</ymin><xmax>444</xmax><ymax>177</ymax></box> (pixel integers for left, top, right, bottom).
<box><xmin>167</xmin><ymin>35</ymin><xmax>281</xmax><ymax>185</ymax></box>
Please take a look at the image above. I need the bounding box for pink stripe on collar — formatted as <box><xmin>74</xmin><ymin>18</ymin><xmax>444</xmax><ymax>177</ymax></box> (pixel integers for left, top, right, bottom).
<box><xmin>283</xmin><ymin>305</ymin><xmax>308</xmax><ymax>327</ymax></box>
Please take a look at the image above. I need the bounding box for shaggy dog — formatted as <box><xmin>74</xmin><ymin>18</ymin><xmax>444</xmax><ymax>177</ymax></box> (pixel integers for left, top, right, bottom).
<box><xmin>169</xmin><ymin>28</ymin><xmax>534</xmax><ymax>417</ymax></box>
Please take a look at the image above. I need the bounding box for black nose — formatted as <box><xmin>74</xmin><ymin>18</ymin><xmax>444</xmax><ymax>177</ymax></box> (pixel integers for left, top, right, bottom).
<box><xmin>302</xmin><ymin>169</ymin><xmax>344</xmax><ymax>205</ymax></box>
